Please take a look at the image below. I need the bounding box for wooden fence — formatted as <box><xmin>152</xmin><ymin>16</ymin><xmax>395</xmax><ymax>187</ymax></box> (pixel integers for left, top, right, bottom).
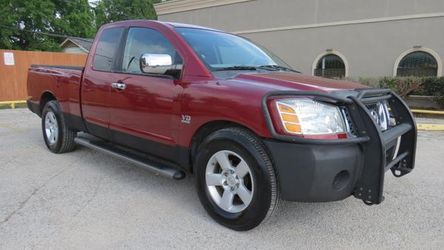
<box><xmin>0</xmin><ymin>49</ymin><xmax>87</xmax><ymax>101</ymax></box>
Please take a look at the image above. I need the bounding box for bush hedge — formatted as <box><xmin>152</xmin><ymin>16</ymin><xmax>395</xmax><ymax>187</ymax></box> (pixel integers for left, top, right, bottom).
<box><xmin>358</xmin><ymin>77</ymin><xmax>444</xmax><ymax>108</ymax></box>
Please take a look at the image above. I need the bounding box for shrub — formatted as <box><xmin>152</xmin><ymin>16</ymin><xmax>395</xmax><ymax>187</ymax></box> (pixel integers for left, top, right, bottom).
<box><xmin>422</xmin><ymin>77</ymin><xmax>444</xmax><ymax>107</ymax></box>
<box><xmin>355</xmin><ymin>76</ymin><xmax>444</xmax><ymax>108</ymax></box>
<box><xmin>378</xmin><ymin>77</ymin><xmax>424</xmax><ymax>98</ymax></box>
<box><xmin>357</xmin><ymin>77</ymin><xmax>380</xmax><ymax>88</ymax></box>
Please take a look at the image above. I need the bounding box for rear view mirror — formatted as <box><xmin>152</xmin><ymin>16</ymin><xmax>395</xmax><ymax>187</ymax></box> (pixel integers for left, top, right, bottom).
<box><xmin>140</xmin><ymin>53</ymin><xmax>174</xmax><ymax>75</ymax></box>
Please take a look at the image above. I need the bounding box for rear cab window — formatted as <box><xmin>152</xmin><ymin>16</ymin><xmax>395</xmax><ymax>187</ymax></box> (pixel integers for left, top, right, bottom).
<box><xmin>92</xmin><ymin>27</ymin><xmax>125</xmax><ymax>72</ymax></box>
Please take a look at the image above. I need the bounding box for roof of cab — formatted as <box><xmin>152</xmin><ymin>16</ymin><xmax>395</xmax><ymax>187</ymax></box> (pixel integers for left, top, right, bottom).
<box><xmin>162</xmin><ymin>21</ymin><xmax>221</xmax><ymax>31</ymax></box>
<box><xmin>102</xmin><ymin>19</ymin><xmax>221</xmax><ymax>32</ymax></box>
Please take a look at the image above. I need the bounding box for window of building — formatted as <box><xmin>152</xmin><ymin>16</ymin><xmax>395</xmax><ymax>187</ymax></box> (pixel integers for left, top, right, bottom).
<box><xmin>396</xmin><ymin>51</ymin><xmax>438</xmax><ymax>77</ymax></box>
<box><xmin>92</xmin><ymin>27</ymin><xmax>124</xmax><ymax>72</ymax></box>
<box><xmin>314</xmin><ymin>54</ymin><xmax>346</xmax><ymax>78</ymax></box>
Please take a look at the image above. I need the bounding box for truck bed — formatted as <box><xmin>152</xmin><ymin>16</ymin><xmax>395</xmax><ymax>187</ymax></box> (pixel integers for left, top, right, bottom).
<box><xmin>27</xmin><ymin>64</ymin><xmax>84</xmax><ymax>119</ymax></box>
<box><xmin>30</xmin><ymin>64</ymin><xmax>84</xmax><ymax>71</ymax></box>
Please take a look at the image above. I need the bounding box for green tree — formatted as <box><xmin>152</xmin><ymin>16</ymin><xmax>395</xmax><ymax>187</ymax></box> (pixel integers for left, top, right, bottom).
<box><xmin>0</xmin><ymin>0</ymin><xmax>95</xmax><ymax>51</ymax></box>
<box><xmin>53</xmin><ymin>0</ymin><xmax>96</xmax><ymax>38</ymax></box>
<box><xmin>94</xmin><ymin>0</ymin><xmax>158</xmax><ymax>30</ymax></box>
<box><xmin>0</xmin><ymin>0</ymin><xmax>160</xmax><ymax>51</ymax></box>
<box><xmin>0</xmin><ymin>0</ymin><xmax>59</xmax><ymax>51</ymax></box>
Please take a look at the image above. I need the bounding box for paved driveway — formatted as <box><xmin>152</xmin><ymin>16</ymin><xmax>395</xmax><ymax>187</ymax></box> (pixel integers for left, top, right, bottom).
<box><xmin>0</xmin><ymin>109</ymin><xmax>443</xmax><ymax>249</ymax></box>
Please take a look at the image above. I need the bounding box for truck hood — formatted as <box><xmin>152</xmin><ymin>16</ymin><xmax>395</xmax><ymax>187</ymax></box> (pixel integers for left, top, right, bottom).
<box><xmin>226</xmin><ymin>71</ymin><xmax>367</xmax><ymax>92</ymax></box>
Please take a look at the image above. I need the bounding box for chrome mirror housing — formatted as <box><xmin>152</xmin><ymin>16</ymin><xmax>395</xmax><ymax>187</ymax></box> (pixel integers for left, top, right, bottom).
<box><xmin>140</xmin><ymin>53</ymin><xmax>173</xmax><ymax>74</ymax></box>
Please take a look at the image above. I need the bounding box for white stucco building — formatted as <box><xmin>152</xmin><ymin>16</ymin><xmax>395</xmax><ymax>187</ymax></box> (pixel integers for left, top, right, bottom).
<box><xmin>155</xmin><ymin>0</ymin><xmax>444</xmax><ymax>78</ymax></box>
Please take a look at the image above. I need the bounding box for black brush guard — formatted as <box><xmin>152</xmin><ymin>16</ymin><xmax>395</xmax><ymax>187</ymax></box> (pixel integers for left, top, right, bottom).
<box><xmin>263</xmin><ymin>88</ymin><xmax>417</xmax><ymax>205</ymax></box>
<box><xmin>348</xmin><ymin>89</ymin><xmax>417</xmax><ymax>205</ymax></box>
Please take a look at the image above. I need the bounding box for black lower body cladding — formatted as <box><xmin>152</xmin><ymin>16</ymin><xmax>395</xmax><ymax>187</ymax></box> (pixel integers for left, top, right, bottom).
<box><xmin>264</xmin><ymin>139</ymin><xmax>363</xmax><ymax>202</ymax></box>
<box><xmin>27</xmin><ymin>99</ymin><xmax>40</xmax><ymax>116</ymax></box>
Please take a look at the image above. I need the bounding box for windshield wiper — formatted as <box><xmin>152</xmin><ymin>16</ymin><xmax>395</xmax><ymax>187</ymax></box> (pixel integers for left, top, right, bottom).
<box><xmin>213</xmin><ymin>66</ymin><xmax>258</xmax><ymax>71</ymax></box>
<box><xmin>257</xmin><ymin>65</ymin><xmax>300</xmax><ymax>73</ymax></box>
<box><xmin>212</xmin><ymin>65</ymin><xmax>301</xmax><ymax>73</ymax></box>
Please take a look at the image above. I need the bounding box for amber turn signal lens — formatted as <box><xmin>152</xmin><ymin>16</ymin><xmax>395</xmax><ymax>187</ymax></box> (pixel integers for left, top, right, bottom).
<box><xmin>277</xmin><ymin>103</ymin><xmax>295</xmax><ymax>113</ymax></box>
<box><xmin>283</xmin><ymin>122</ymin><xmax>301</xmax><ymax>133</ymax></box>
<box><xmin>281</xmin><ymin>113</ymin><xmax>299</xmax><ymax>123</ymax></box>
<box><xmin>277</xmin><ymin>102</ymin><xmax>302</xmax><ymax>134</ymax></box>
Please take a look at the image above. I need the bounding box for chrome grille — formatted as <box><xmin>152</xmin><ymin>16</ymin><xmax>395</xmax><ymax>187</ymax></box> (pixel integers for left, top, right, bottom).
<box><xmin>341</xmin><ymin>107</ymin><xmax>357</xmax><ymax>136</ymax></box>
<box><xmin>366</xmin><ymin>101</ymin><xmax>390</xmax><ymax>131</ymax></box>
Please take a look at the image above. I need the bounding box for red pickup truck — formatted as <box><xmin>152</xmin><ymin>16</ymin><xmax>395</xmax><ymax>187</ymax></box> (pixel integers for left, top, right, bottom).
<box><xmin>27</xmin><ymin>20</ymin><xmax>416</xmax><ymax>231</ymax></box>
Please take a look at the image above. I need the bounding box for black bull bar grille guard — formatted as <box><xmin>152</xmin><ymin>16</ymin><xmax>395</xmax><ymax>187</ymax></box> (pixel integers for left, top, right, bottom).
<box><xmin>348</xmin><ymin>89</ymin><xmax>417</xmax><ymax>205</ymax></box>
<box><xmin>263</xmin><ymin>88</ymin><xmax>417</xmax><ymax>205</ymax></box>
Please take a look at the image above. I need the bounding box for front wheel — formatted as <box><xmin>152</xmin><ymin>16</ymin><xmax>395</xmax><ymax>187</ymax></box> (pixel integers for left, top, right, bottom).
<box><xmin>195</xmin><ymin>127</ymin><xmax>279</xmax><ymax>231</ymax></box>
<box><xmin>41</xmin><ymin>100</ymin><xmax>77</xmax><ymax>153</ymax></box>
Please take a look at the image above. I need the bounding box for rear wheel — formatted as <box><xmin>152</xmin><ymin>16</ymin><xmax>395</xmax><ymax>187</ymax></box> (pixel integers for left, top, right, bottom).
<box><xmin>41</xmin><ymin>100</ymin><xmax>77</xmax><ymax>153</ymax></box>
<box><xmin>195</xmin><ymin>127</ymin><xmax>279</xmax><ymax>231</ymax></box>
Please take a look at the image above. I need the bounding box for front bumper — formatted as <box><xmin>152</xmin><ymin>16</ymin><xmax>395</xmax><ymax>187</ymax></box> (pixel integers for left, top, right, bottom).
<box><xmin>264</xmin><ymin>139</ymin><xmax>363</xmax><ymax>202</ymax></box>
<box><xmin>262</xmin><ymin>89</ymin><xmax>417</xmax><ymax>205</ymax></box>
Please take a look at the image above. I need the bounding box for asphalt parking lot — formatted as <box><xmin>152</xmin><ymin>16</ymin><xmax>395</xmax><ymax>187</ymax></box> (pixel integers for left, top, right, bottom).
<box><xmin>0</xmin><ymin>109</ymin><xmax>443</xmax><ymax>249</ymax></box>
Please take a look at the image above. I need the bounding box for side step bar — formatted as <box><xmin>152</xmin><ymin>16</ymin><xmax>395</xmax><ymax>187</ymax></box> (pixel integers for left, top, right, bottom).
<box><xmin>74</xmin><ymin>137</ymin><xmax>186</xmax><ymax>180</ymax></box>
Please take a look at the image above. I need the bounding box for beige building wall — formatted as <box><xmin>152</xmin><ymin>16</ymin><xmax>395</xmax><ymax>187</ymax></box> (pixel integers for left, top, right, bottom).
<box><xmin>156</xmin><ymin>0</ymin><xmax>444</xmax><ymax>77</ymax></box>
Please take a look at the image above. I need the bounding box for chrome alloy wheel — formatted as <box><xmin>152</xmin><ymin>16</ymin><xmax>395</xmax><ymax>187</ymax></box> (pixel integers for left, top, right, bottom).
<box><xmin>205</xmin><ymin>150</ymin><xmax>254</xmax><ymax>213</ymax></box>
<box><xmin>44</xmin><ymin>111</ymin><xmax>59</xmax><ymax>145</ymax></box>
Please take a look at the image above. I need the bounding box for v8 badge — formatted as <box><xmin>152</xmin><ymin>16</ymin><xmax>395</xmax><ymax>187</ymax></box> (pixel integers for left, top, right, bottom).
<box><xmin>181</xmin><ymin>115</ymin><xmax>192</xmax><ymax>124</ymax></box>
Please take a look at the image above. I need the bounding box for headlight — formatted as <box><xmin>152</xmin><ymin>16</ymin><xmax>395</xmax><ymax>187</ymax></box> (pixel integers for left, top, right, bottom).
<box><xmin>269</xmin><ymin>98</ymin><xmax>348</xmax><ymax>139</ymax></box>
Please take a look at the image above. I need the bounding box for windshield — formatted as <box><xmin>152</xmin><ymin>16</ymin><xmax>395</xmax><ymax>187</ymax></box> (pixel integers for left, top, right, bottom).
<box><xmin>175</xmin><ymin>27</ymin><xmax>292</xmax><ymax>71</ymax></box>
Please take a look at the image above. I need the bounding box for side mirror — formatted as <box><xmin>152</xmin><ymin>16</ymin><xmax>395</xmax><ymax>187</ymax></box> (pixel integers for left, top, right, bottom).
<box><xmin>140</xmin><ymin>53</ymin><xmax>174</xmax><ymax>75</ymax></box>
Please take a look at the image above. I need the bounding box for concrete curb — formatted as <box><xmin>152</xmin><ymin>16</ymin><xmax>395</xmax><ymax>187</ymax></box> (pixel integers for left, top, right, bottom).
<box><xmin>417</xmin><ymin>124</ymin><xmax>444</xmax><ymax>131</ymax></box>
<box><xmin>0</xmin><ymin>100</ymin><xmax>26</xmax><ymax>109</ymax></box>
<box><xmin>412</xmin><ymin>109</ymin><xmax>444</xmax><ymax>115</ymax></box>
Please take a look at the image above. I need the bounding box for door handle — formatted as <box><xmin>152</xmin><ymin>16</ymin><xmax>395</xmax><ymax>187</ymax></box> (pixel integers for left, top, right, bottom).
<box><xmin>111</xmin><ymin>82</ymin><xmax>126</xmax><ymax>90</ymax></box>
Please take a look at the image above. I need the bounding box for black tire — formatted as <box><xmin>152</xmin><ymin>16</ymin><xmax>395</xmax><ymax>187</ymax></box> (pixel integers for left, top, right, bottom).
<box><xmin>195</xmin><ymin>127</ymin><xmax>279</xmax><ymax>231</ymax></box>
<box><xmin>41</xmin><ymin>100</ymin><xmax>77</xmax><ymax>153</ymax></box>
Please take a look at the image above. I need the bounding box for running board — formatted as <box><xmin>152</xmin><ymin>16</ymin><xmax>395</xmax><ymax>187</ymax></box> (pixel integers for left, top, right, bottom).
<box><xmin>74</xmin><ymin>137</ymin><xmax>186</xmax><ymax>180</ymax></box>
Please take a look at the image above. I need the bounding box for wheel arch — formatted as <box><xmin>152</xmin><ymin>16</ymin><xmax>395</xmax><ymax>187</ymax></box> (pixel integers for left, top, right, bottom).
<box><xmin>40</xmin><ymin>91</ymin><xmax>57</xmax><ymax>114</ymax></box>
<box><xmin>189</xmin><ymin>120</ymin><xmax>262</xmax><ymax>171</ymax></box>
